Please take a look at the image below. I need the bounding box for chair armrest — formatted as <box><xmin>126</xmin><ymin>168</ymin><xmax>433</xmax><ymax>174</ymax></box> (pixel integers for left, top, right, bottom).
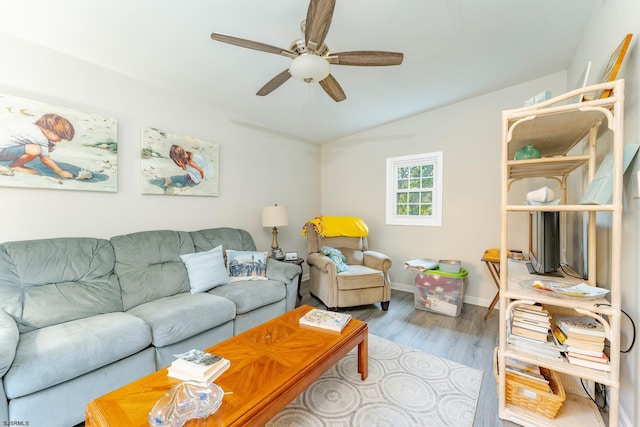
<box><xmin>363</xmin><ymin>250</ymin><xmax>392</xmax><ymax>272</ymax></box>
<box><xmin>0</xmin><ymin>311</ymin><xmax>19</xmax><ymax>377</ymax></box>
<box><xmin>307</xmin><ymin>252</ymin><xmax>337</xmax><ymax>275</ymax></box>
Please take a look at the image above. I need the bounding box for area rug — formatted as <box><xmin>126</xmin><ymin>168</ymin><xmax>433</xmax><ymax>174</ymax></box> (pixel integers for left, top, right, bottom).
<box><xmin>266</xmin><ymin>334</ymin><xmax>483</xmax><ymax>427</ymax></box>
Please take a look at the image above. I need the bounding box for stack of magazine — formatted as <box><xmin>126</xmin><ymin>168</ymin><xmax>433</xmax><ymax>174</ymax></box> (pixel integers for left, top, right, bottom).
<box><xmin>167</xmin><ymin>349</ymin><xmax>230</xmax><ymax>382</ymax></box>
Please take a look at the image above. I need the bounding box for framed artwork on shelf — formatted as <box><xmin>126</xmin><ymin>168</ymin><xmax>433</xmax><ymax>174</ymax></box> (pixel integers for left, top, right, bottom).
<box><xmin>141</xmin><ymin>127</ymin><xmax>220</xmax><ymax>196</ymax></box>
<box><xmin>595</xmin><ymin>33</ymin><xmax>633</xmax><ymax>99</ymax></box>
<box><xmin>0</xmin><ymin>93</ymin><xmax>117</xmax><ymax>192</ymax></box>
<box><xmin>568</xmin><ymin>61</ymin><xmax>591</xmax><ymax>103</ymax></box>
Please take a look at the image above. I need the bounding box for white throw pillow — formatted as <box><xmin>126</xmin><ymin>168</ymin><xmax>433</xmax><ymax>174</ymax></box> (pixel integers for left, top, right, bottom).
<box><xmin>181</xmin><ymin>245</ymin><xmax>229</xmax><ymax>294</ymax></box>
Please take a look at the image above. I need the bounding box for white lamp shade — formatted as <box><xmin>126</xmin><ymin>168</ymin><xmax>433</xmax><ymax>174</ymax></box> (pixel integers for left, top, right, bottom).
<box><xmin>262</xmin><ymin>205</ymin><xmax>290</xmax><ymax>227</ymax></box>
<box><xmin>289</xmin><ymin>54</ymin><xmax>330</xmax><ymax>83</ymax></box>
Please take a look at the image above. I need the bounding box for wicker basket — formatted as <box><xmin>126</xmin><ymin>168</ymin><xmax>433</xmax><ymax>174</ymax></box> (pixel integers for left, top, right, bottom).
<box><xmin>494</xmin><ymin>348</ymin><xmax>566</xmax><ymax>419</ymax></box>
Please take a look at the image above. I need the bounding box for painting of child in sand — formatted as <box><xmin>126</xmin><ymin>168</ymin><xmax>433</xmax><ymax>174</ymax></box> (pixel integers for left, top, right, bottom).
<box><xmin>141</xmin><ymin>127</ymin><xmax>219</xmax><ymax>196</ymax></box>
<box><xmin>0</xmin><ymin>93</ymin><xmax>117</xmax><ymax>192</ymax></box>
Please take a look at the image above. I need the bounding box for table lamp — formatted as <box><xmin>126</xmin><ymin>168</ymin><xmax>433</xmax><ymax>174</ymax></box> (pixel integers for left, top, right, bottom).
<box><xmin>262</xmin><ymin>204</ymin><xmax>289</xmax><ymax>260</ymax></box>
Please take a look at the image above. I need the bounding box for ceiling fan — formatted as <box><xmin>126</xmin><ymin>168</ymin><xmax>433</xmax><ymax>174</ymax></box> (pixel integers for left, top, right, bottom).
<box><xmin>210</xmin><ymin>0</ymin><xmax>403</xmax><ymax>102</ymax></box>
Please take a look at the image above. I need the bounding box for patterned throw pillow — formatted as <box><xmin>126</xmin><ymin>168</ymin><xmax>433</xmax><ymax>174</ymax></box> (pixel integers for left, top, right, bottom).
<box><xmin>321</xmin><ymin>246</ymin><xmax>349</xmax><ymax>272</ymax></box>
<box><xmin>225</xmin><ymin>250</ymin><xmax>268</xmax><ymax>282</ymax></box>
<box><xmin>180</xmin><ymin>245</ymin><xmax>229</xmax><ymax>294</ymax></box>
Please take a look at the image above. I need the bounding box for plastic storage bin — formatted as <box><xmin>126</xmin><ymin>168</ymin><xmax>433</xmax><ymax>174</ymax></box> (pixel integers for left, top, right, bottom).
<box><xmin>414</xmin><ymin>268</ymin><xmax>467</xmax><ymax>317</ymax></box>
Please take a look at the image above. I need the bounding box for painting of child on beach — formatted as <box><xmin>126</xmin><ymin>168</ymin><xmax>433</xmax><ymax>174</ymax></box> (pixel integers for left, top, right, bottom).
<box><xmin>141</xmin><ymin>127</ymin><xmax>219</xmax><ymax>196</ymax></box>
<box><xmin>0</xmin><ymin>93</ymin><xmax>117</xmax><ymax>192</ymax></box>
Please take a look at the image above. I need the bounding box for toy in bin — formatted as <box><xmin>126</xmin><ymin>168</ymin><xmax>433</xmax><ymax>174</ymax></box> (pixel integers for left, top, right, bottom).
<box><xmin>414</xmin><ymin>267</ymin><xmax>467</xmax><ymax>317</ymax></box>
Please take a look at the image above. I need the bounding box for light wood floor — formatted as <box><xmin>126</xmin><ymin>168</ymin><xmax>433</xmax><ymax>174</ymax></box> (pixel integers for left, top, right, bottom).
<box><xmin>298</xmin><ymin>284</ymin><xmax>519</xmax><ymax>427</ymax></box>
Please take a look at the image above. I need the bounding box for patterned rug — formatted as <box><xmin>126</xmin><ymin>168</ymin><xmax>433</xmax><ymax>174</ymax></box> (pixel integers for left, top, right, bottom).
<box><xmin>267</xmin><ymin>334</ymin><xmax>483</xmax><ymax>427</ymax></box>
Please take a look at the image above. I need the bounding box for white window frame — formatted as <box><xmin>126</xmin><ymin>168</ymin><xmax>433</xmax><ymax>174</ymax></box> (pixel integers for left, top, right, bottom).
<box><xmin>386</xmin><ymin>151</ymin><xmax>443</xmax><ymax>226</ymax></box>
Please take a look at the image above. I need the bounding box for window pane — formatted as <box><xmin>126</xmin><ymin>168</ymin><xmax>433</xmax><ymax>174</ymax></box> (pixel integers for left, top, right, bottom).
<box><xmin>397</xmin><ymin>205</ymin><xmax>408</xmax><ymax>215</ymax></box>
<box><xmin>422</xmin><ymin>164</ymin><xmax>433</xmax><ymax>176</ymax></box>
<box><xmin>409</xmin><ymin>178</ymin><xmax>421</xmax><ymax>189</ymax></box>
<box><xmin>410</xmin><ymin>166</ymin><xmax>420</xmax><ymax>178</ymax></box>
<box><xmin>420</xmin><ymin>191</ymin><xmax>432</xmax><ymax>203</ymax></box>
<box><xmin>422</xmin><ymin>178</ymin><xmax>433</xmax><ymax>188</ymax></box>
<box><xmin>398</xmin><ymin>179</ymin><xmax>408</xmax><ymax>189</ymax></box>
<box><xmin>420</xmin><ymin>205</ymin><xmax>432</xmax><ymax>216</ymax></box>
<box><xmin>398</xmin><ymin>167</ymin><xmax>409</xmax><ymax>180</ymax></box>
<box><xmin>408</xmin><ymin>205</ymin><xmax>419</xmax><ymax>215</ymax></box>
<box><xmin>397</xmin><ymin>193</ymin><xmax>407</xmax><ymax>203</ymax></box>
<box><xmin>408</xmin><ymin>192</ymin><xmax>419</xmax><ymax>203</ymax></box>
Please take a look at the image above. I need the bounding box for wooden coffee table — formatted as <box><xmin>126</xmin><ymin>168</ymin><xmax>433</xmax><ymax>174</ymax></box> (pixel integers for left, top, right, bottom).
<box><xmin>85</xmin><ymin>305</ymin><xmax>368</xmax><ymax>426</ymax></box>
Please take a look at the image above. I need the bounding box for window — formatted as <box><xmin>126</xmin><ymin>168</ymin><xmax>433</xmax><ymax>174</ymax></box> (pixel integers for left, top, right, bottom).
<box><xmin>386</xmin><ymin>152</ymin><xmax>443</xmax><ymax>226</ymax></box>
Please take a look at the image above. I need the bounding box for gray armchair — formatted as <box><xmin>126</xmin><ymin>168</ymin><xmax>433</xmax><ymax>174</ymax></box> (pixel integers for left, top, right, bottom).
<box><xmin>305</xmin><ymin>226</ymin><xmax>392</xmax><ymax>311</ymax></box>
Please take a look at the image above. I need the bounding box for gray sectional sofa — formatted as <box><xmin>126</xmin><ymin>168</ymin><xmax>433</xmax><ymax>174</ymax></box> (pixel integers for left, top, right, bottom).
<box><xmin>0</xmin><ymin>227</ymin><xmax>301</xmax><ymax>427</ymax></box>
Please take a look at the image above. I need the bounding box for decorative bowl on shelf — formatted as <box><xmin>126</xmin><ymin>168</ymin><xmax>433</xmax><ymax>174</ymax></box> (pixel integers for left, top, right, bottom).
<box><xmin>514</xmin><ymin>144</ymin><xmax>542</xmax><ymax>160</ymax></box>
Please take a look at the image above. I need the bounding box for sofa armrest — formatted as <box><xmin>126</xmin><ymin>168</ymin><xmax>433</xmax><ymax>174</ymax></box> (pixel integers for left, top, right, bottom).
<box><xmin>266</xmin><ymin>258</ymin><xmax>302</xmax><ymax>312</ymax></box>
<box><xmin>266</xmin><ymin>258</ymin><xmax>301</xmax><ymax>283</ymax></box>
<box><xmin>306</xmin><ymin>252</ymin><xmax>337</xmax><ymax>275</ymax></box>
<box><xmin>363</xmin><ymin>250</ymin><xmax>392</xmax><ymax>272</ymax></box>
<box><xmin>0</xmin><ymin>311</ymin><xmax>18</xmax><ymax>378</ymax></box>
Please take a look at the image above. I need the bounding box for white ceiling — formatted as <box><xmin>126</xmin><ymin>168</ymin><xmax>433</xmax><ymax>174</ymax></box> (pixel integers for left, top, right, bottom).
<box><xmin>0</xmin><ymin>0</ymin><xmax>594</xmax><ymax>143</ymax></box>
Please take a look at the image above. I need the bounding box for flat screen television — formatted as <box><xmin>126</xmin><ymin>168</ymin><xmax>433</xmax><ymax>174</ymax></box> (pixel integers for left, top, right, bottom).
<box><xmin>528</xmin><ymin>211</ymin><xmax>560</xmax><ymax>275</ymax></box>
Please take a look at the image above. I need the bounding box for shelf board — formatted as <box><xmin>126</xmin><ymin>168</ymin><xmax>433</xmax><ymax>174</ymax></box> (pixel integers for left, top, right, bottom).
<box><xmin>503</xmin><ymin>348</ymin><xmax>617</xmax><ymax>386</ymax></box>
<box><xmin>507</xmin><ymin>155</ymin><xmax>590</xmax><ymax>180</ymax></box>
<box><xmin>504</xmin><ymin>260</ymin><xmax>616</xmax><ymax>313</ymax></box>
<box><xmin>502</xmin><ymin>393</ymin><xmax>605</xmax><ymax>427</ymax></box>
<box><xmin>506</xmin><ymin>108</ymin><xmax>609</xmax><ymax>160</ymax></box>
<box><xmin>505</xmin><ymin>204</ymin><xmax>615</xmax><ymax>212</ymax></box>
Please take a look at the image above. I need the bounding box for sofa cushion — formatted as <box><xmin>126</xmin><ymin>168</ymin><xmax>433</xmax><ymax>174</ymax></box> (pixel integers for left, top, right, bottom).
<box><xmin>189</xmin><ymin>228</ymin><xmax>257</xmax><ymax>253</ymax></box>
<box><xmin>181</xmin><ymin>245</ymin><xmax>229</xmax><ymax>293</ymax></box>
<box><xmin>336</xmin><ymin>265</ymin><xmax>384</xmax><ymax>290</ymax></box>
<box><xmin>3</xmin><ymin>312</ymin><xmax>151</xmax><ymax>399</ymax></box>
<box><xmin>127</xmin><ymin>292</ymin><xmax>236</xmax><ymax>348</ymax></box>
<box><xmin>111</xmin><ymin>230</ymin><xmax>195</xmax><ymax>311</ymax></box>
<box><xmin>0</xmin><ymin>237</ymin><xmax>122</xmax><ymax>333</ymax></box>
<box><xmin>0</xmin><ymin>311</ymin><xmax>18</xmax><ymax>377</ymax></box>
<box><xmin>208</xmin><ymin>280</ymin><xmax>286</xmax><ymax>314</ymax></box>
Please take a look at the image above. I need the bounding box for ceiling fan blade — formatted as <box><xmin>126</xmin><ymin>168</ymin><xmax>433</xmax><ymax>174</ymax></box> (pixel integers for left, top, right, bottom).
<box><xmin>328</xmin><ymin>51</ymin><xmax>404</xmax><ymax>66</ymax></box>
<box><xmin>256</xmin><ymin>70</ymin><xmax>292</xmax><ymax>96</ymax></box>
<box><xmin>319</xmin><ymin>74</ymin><xmax>346</xmax><ymax>102</ymax></box>
<box><xmin>305</xmin><ymin>0</ymin><xmax>336</xmax><ymax>52</ymax></box>
<box><xmin>211</xmin><ymin>32</ymin><xmax>297</xmax><ymax>58</ymax></box>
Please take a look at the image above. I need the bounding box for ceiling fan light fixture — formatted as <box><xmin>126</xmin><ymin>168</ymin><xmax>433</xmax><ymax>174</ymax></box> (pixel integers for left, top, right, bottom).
<box><xmin>289</xmin><ymin>54</ymin><xmax>330</xmax><ymax>83</ymax></box>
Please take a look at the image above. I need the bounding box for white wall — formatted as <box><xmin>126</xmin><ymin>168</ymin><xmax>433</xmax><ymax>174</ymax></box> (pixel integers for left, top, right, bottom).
<box><xmin>320</xmin><ymin>71</ymin><xmax>568</xmax><ymax>307</ymax></box>
<box><xmin>567</xmin><ymin>1</ymin><xmax>640</xmax><ymax>425</ymax></box>
<box><xmin>0</xmin><ymin>32</ymin><xmax>320</xmax><ymax>261</ymax></box>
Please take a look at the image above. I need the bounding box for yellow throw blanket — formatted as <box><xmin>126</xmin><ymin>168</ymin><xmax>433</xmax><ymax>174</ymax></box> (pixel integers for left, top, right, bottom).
<box><xmin>301</xmin><ymin>216</ymin><xmax>369</xmax><ymax>238</ymax></box>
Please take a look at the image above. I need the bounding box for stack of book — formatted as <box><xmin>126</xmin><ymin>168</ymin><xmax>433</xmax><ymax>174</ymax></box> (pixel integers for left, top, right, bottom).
<box><xmin>510</xmin><ymin>304</ymin><xmax>551</xmax><ymax>342</ymax></box>
<box><xmin>552</xmin><ymin>314</ymin><xmax>610</xmax><ymax>371</ymax></box>
<box><xmin>167</xmin><ymin>349</ymin><xmax>230</xmax><ymax>382</ymax></box>
<box><xmin>507</xmin><ymin>304</ymin><xmax>564</xmax><ymax>360</ymax></box>
<box><xmin>299</xmin><ymin>308</ymin><xmax>352</xmax><ymax>333</ymax></box>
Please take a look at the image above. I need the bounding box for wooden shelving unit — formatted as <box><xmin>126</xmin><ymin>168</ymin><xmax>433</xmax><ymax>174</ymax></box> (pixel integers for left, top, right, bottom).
<box><xmin>497</xmin><ymin>80</ymin><xmax>624</xmax><ymax>426</ymax></box>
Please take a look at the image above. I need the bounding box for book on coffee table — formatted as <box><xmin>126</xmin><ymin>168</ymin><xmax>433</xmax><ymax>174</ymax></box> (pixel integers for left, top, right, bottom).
<box><xmin>299</xmin><ymin>308</ymin><xmax>352</xmax><ymax>333</ymax></box>
<box><xmin>168</xmin><ymin>349</ymin><xmax>230</xmax><ymax>382</ymax></box>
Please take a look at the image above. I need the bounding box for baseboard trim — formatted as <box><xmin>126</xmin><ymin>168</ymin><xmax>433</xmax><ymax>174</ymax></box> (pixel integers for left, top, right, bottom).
<box><xmin>390</xmin><ymin>282</ymin><xmax>495</xmax><ymax>309</ymax></box>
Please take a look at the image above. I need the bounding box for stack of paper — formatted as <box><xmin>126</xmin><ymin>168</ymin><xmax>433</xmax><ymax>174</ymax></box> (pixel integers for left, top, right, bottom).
<box><xmin>167</xmin><ymin>349</ymin><xmax>230</xmax><ymax>382</ymax></box>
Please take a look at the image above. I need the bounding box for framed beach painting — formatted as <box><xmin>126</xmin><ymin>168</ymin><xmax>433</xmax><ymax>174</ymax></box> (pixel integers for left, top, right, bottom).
<box><xmin>596</xmin><ymin>33</ymin><xmax>633</xmax><ymax>99</ymax></box>
<box><xmin>0</xmin><ymin>93</ymin><xmax>117</xmax><ymax>192</ymax></box>
<box><xmin>141</xmin><ymin>127</ymin><xmax>219</xmax><ymax>196</ymax></box>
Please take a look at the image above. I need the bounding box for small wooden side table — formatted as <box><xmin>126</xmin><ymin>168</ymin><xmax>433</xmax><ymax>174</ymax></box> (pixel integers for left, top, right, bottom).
<box><xmin>283</xmin><ymin>257</ymin><xmax>305</xmax><ymax>299</ymax></box>
<box><xmin>481</xmin><ymin>256</ymin><xmax>500</xmax><ymax>320</ymax></box>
